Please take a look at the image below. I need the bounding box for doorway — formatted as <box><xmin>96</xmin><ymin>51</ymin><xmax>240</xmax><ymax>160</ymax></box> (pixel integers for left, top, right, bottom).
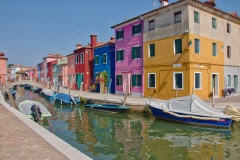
<box><xmin>212</xmin><ymin>73</ymin><xmax>219</xmax><ymax>97</ymax></box>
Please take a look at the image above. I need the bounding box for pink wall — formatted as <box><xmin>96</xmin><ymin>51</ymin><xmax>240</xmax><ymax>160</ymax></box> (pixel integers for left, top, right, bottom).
<box><xmin>114</xmin><ymin>20</ymin><xmax>144</xmax><ymax>97</ymax></box>
<box><xmin>67</xmin><ymin>54</ymin><xmax>75</xmax><ymax>88</ymax></box>
<box><xmin>0</xmin><ymin>52</ymin><xmax>8</xmax><ymax>85</ymax></box>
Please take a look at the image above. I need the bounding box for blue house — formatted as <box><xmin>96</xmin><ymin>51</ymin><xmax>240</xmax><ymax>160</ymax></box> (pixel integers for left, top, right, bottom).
<box><xmin>37</xmin><ymin>62</ymin><xmax>42</xmax><ymax>83</ymax></box>
<box><xmin>93</xmin><ymin>37</ymin><xmax>115</xmax><ymax>93</ymax></box>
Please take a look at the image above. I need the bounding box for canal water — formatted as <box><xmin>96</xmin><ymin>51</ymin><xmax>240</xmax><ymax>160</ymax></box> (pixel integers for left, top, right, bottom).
<box><xmin>7</xmin><ymin>87</ymin><xmax>240</xmax><ymax>160</ymax></box>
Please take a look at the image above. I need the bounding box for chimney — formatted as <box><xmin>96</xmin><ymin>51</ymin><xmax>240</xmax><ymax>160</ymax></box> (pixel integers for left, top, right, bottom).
<box><xmin>159</xmin><ymin>0</ymin><xmax>169</xmax><ymax>7</ymax></box>
<box><xmin>204</xmin><ymin>0</ymin><xmax>216</xmax><ymax>7</ymax></box>
<box><xmin>90</xmin><ymin>34</ymin><xmax>97</xmax><ymax>48</ymax></box>
<box><xmin>76</xmin><ymin>43</ymin><xmax>82</xmax><ymax>49</ymax></box>
<box><xmin>110</xmin><ymin>37</ymin><xmax>115</xmax><ymax>41</ymax></box>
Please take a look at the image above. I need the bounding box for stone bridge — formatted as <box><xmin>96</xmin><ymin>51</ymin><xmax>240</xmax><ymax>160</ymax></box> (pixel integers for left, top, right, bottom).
<box><xmin>4</xmin><ymin>80</ymin><xmax>46</xmax><ymax>91</ymax></box>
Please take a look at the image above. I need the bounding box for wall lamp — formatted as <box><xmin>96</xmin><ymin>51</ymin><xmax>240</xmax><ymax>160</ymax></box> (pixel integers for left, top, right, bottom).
<box><xmin>189</xmin><ymin>40</ymin><xmax>192</xmax><ymax>47</ymax></box>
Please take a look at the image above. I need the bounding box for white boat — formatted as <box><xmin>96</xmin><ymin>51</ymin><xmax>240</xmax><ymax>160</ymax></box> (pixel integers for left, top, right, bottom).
<box><xmin>18</xmin><ymin>100</ymin><xmax>51</xmax><ymax>121</ymax></box>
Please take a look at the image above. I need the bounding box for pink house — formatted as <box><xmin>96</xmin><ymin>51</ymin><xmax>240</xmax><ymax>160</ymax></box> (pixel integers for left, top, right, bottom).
<box><xmin>66</xmin><ymin>53</ymin><xmax>75</xmax><ymax>89</ymax></box>
<box><xmin>0</xmin><ymin>52</ymin><xmax>8</xmax><ymax>85</ymax></box>
<box><xmin>112</xmin><ymin>19</ymin><xmax>144</xmax><ymax>97</ymax></box>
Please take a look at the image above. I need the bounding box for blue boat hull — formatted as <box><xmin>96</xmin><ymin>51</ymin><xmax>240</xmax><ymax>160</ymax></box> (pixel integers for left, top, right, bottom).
<box><xmin>85</xmin><ymin>104</ymin><xmax>131</xmax><ymax>113</ymax></box>
<box><xmin>54</xmin><ymin>93</ymin><xmax>81</xmax><ymax>105</ymax></box>
<box><xmin>55</xmin><ymin>98</ymin><xmax>80</xmax><ymax>105</ymax></box>
<box><xmin>149</xmin><ymin>106</ymin><xmax>232</xmax><ymax>128</ymax></box>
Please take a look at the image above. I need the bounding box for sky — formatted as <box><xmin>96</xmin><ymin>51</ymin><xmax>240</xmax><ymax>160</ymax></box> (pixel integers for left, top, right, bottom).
<box><xmin>0</xmin><ymin>0</ymin><xmax>240</xmax><ymax>67</ymax></box>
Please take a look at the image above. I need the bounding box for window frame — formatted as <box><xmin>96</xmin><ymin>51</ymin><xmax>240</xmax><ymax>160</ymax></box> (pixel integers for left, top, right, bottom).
<box><xmin>227</xmin><ymin>46</ymin><xmax>231</xmax><ymax>58</ymax></box>
<box><xmin>80</xmin><ymin>52</ymin><xmax>84</xmax><ymax>63</ymax></box>
<box><xmin>227</xmin><ymin>75</ymin><xmax>231</xmax><ymax>87</ymax></box>
<box><xmin>95</xmin><ymin>55</ymin><xmax>99</xmax><ymax>65</ymax></box>
<box><xmin>149</xmin><ymin>43</ymin><xmax>155</xmax><ymax>57</ymax></box>
<box><xmin>194</xmin><ymin>72</ymin><xmax>202</xmax><ymax>90</ymax></box>
<box><xmin>132</xmin><ymin>74</ymin><xmax>142</xmax><ymax>87</ymax></box>
<box><xmin>149</xmin><ymin>19</ymin><xmax>155</xmax><ymax>31</ymax></box>
<box><xmin>194</xmin><ymin>39</ymin><xmax>200</xmax><ymax>54</ymax></box>
<box><xmin>116</xmin><ymin>29</ymin><xmax>124</xmax><ymax>40</ymax></box>
<box><xmin>173</xmin><ymin>72</ymin><xmax>183</xmax><ymax>89</ymax></box>
<box><xmin>132</xmin><ymin>23</ymin><xmax>141</xmax><ymax>35</ymax></box>
<box><xmin>116</xmin><ymin>75</ymin><xmax>123</xmax><ymax>86</ymax></box>
<box><xmin>132</xmin><ymin>45</ymin><xmax>141</xmax><ymax>59</ymax></box>
<box><xmin>227</xmin><ymin>23</ymin><xmax>231</xmax><ymax>33</ymax></box>
<box><xmin>212</xmin><ymin>17</ymin><xmax>217</xmax><ymax>29</ymax></box>
<box><xmin>148</xmin><ymin>73</ymin><xmax>156</xmax><ymax>88</ymax></box>
<box><xmin>116</xmin><ymin>49</ymin><xmax>124</xmax><ymax>61</ymax></box>
<box><xmin>174</xmin><ymin>38</ymin><xmax>182</xmax><ymax>54</ymax></box>
<box><xmin>212</xmin><ymin>43</ymin><xmax>217</xmax><ymax>56</ymax></box>
<box><xmin>76</xmin><ymin>54</ymin><xmax>79</xmax><ymax>64</ymax></box>
<box><xmin>194</xmin><ymin>11</ymin><xmax>199</xmax><ymax>23</ymax></box>
<box><xmin>174</xmin><ymin>11</ymin><xmax>181</xmax><ymax>23</ymax></box>
<box><xmin>102</xmin><ymin>53</ymin><xmax>107</xmax><ymax>64</ymax></box>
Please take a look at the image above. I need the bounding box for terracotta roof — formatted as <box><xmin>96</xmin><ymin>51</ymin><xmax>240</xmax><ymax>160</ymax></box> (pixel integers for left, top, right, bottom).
<box><xmin>94</xmin><ymin>37</ymin><xmax>115</xmax><ymax>49</ymax></box>
<box><xmin>43</xmin><ymin>53</ymin><xmax>62</xmax><ymax>59</ymax></box>
<box><xmin>204</xmin><ymin>0</ymin><xmax>216</xmax><ymax>7</ymax></box>
<box><xmin>231</xmin><ymin>12</ymin><xmax>239</xmax><ymax>18</ymax></box>
<box><xmin>0</xmin><ymin>52</ymin><xmax>5</xmax><ymax>56</ymax></box>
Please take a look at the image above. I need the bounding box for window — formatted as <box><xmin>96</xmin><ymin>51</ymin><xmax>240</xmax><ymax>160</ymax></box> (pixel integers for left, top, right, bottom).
<box><xmin>80</xmin><ymin>52</ymin><xmax>84</xmax><ymax>63</ymax></box>
<box><xmin>212</xmin><ymin>18</ymin><xmax>217</xmax><ymax>29</ymax></box>
<box><xmin>103</xmin><ymin>54</ymin><xmax>107</xmax><ymax>64</ymax></box>
<box><xmin>76</xmin><ymin>54</ymin><xmax>79</xmax><ymax>64</ymax></box>
<box><xmin>194</xmin><ymin>39</ymin><xmax>200</xmax><ymax>54</ymax></box>
<box><xmin>174</xmin><ymin>39</ymin><xmax>182</xmax><ymax>54</ymax></box>
<box><xmin>149</xmin><ymin>43</ymin><xmax>155</xmax><ymax>57</ymax></box>
<box><xmin>132</xmin><ymin>75</ymin><xmax>142</xmax><ymax>87</ymax></box>
<box><xmin>148</xmin><ymin>73</ymin><xmax>156</xmax><ymax>88</ymax></box>
<box><xmin>194</xmin><ymin>11</ymin><xmax>199</xmax><ymax>23</ymax></box>
<box><xmin>132</xmin><ymin>23</ymin><xmax>141</xmax><ymax>35</ymax></box>
<box><xmin>132</xmin><ymin>46</ymin><xmax>141</xmax><ymax>59</ymax></box>
<box><xmin>116</xmin><ymin>50</ymin><xmax>124</xmax><ymax>61</ymax></box>
<box><xmin>95</xmin><ymin>55</ymin><xmax>99</xmax><ymax>65</ymax></box>
<box><xmin>174</xmin><ymin>11</ymin><xmax>181</xmax><ymax>23</ymax></box>
<box><xmin>116</xmin><ymin>75</ymin><xmax>122</xmax><ymax>86</ymax></box>
<box><xmin>116</xmin><ymin>29</ymin><xmax>124</xmax><ymax>40</ymax></box>
<box><xmin>212</xmin><ymin>43</ymin><xmax>217</xmax><ymax>56</ymax></box>
<box><xmin>173</xmin><ymin>72</ymin><xmax>183</xmax><ymax>89</ymax></box>
<box><xmin>227</xmin><ymin>23</ymin><xmax>231</xmax><ymax>33</ymax></box>
<box><xmin>194</xmin><ymin>72</ymin><xmax>202</xmax><ymax>89</ymax></box>
<box><xmin>149</xmin><ymin>20</ymin><xmax>155</xmax><ymax>31</ymax></box>
<box><xmin>227</xmin><ymin>46</ymin><xmax>231</xmax><ymax>58</ymax></box>
<box><xmin>228</xmin><ymin>75</ymin><xmax>231</xmax><ymax>87</ymax></box>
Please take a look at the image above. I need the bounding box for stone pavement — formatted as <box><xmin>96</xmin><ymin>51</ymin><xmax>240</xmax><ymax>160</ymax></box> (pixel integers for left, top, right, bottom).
<box><xmin>0</xmin><ymin>91</ymin><xmax>92</xmax><ymax>160</ymax></box>
<box><xmin>58</xmin><ymin>87</ymin><xmax>240</xmax><ymax>109</ymax></box>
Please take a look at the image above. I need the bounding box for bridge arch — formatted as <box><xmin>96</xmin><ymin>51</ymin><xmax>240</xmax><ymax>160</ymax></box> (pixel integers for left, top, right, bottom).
<box><xmin>5</xmin><ymin>80</ymin><xmax>46</xmax><ymax>91</ymax></box>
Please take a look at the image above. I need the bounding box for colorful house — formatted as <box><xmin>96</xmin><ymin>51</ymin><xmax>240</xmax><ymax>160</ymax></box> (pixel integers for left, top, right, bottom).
<box><xmin>57</xmin><ymin>57</ymin><xmax>68</xmax><ymax>88</ymax></box>
<box><xmin>93</xmin><ymin>37</ymin><xmax>115</xmax><ymax>93</ymax></box>
<box><xmin>0</xmin><ymin>52</ymin><xmax>8</xmax><ymax>85</ymax></box>
<box><xmin>71</xmin><ymin>35</ymin><xmax>103</xmax><ymax>91</ymax></box>
<box><xmin>66</xmin><ymin>53</ymin><xmax>75</xmax><ymax>89</ymax></box>
<box><xmin>37</xmin><ymin>62</ymin><xmax>42</xmax><ymax>83</ymax></box>
<box><xmin>111</xmin><ymin>18</ymin><xmax>144</xmax><ymax>97</ymax></box>
<box><xmin>140</xmin><ymin>0</ymin><xmax>240</xmax><ymax>99</ymax></box>
<box><xmin>47</xmin><ymin>60</ymin><xmax>57</xmax><ymax>86</ymax></box>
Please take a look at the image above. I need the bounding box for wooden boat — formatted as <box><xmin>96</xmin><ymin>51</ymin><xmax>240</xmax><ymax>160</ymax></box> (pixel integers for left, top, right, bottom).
<box><xmin>146</xmin><ymin>94</ymin><xmax>232</xmax><ymax>128</ymax></box>
<box><xmin>43</xmin><ymin>89</ymin><xmax>57</xmax><ymax>101</ymax></box>
<box><xmin>18</xmin><ymin>100</ymin><xmax>51</xmax><ymax>121</ymax></box>
<box><xmin>84</xmin><ymin>103</ymin><xmax>131</xmax><ymax>113</ymax></box>
<box><xmin>54</xmin><ymin>93</ymin><xmax>81</xmax><ymax>105</ymax></box>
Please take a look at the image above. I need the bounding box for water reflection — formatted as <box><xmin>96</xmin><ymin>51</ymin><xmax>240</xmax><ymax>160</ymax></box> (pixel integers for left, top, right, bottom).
<box><xmin>8</xmin><ymin>87</ymin><xmax>240</xmax><ymax>160</ymax></box>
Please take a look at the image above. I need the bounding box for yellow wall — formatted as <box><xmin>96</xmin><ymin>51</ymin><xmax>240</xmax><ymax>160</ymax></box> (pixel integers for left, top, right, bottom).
<box><xmin>144</xmin><ymin>34</ymin><xmax>224</xmax><ymax>100</ymax></box>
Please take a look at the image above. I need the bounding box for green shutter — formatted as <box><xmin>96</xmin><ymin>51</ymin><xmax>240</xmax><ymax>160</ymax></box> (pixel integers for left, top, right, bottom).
<box><xmin>132</xmin><ymin>26</ymin><xmax>134</xmax><ymax>35</ymax></box>
<box><xmin>139</xmin><ymin>75</ymin><xmax>142</xmax><ymax>86</ymax></box>
<box><xmin>117</xmin><ymin>51</ymin><xmax>119</xmax><ymax>61</ymax></box>
<box><xmin>132</xmin><ymin>75</ymin><xmax>136</xmax><ymax>86</ymax></box>
<box><xmin>132</xmin><ymin>47</ymin><xmax>135</xmax><ymax>59</ymax></box>
<box><xmin>138</xmin><ymin>24</ymin><xmax>141</xmax><ymax>33</ymax></box>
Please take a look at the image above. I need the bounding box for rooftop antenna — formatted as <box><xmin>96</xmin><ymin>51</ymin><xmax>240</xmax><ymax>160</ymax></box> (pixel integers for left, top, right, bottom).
<box><xmin>152</xmin><ymin>1</ymin><xmax>157</xmax><ymax>9</ymax></box>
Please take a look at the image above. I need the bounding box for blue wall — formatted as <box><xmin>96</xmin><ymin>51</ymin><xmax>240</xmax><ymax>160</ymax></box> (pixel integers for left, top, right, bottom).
<box><xmin>94</xmin><ymin>44</ymin><xmax>115</xmax><ymax>93</ymax></box>
<box><xmin>37</xmin><ymin>63</ymin><xmax>41</xmax><ymax>82</ymax></box>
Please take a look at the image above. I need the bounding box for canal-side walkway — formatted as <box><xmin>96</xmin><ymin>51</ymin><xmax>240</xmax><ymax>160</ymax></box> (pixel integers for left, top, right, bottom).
<box><xmin>0</xmin><ymin>91</ymin><xmax>92</xmax><ymax>160</ymax></box>
<box><xmin>56</xmin><ymin>87</ymin><xmax>240</xmax><ymax>110</ymax></box>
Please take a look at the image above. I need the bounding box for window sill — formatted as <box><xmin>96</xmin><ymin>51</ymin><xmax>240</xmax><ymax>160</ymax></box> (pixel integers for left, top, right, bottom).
<box><xmin>132</xmin><ymin>33</ymin><xmax>141</xmax><ymax>37</ymax></box>
<box><xmin>173</xmin><ymin>88</ymin><xmax>183</xmax><ymax>90</ymax></box>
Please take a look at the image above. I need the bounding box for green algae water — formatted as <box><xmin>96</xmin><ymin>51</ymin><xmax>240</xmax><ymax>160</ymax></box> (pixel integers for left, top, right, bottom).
<box><xmin>9</xmin><ymin>87</ymin><xmax>240</xmax><ymax>160</ymax></box>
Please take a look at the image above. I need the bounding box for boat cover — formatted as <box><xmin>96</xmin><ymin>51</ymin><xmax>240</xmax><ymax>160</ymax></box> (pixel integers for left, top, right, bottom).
<box><xmin>149</xmin><ymin>94</ymin><xmax>231</xmax><ymax>118</ymax></box>
<box><xmin>43</xmin><ymin>89</ymin><xmax>54</xmax><ymax>96</ymax></box>
<box><xmin>224</xmin><ymin>105</ymin><xmax>240</xmax><ymax>122</ymax></box>
<box><xmin>18</xmin><ymin>100</ymin><xmax>50</xmax><ymax>114</ymax></box>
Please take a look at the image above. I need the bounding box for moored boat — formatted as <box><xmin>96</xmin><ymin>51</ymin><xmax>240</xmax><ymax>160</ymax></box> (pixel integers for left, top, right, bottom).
<box><xmin>54</xmin><ymin>93</ymin><xmax>81</xmax><ymax>105</ymax></box>
<box><xmin>18</xmin><ymin>100</ymin><xmax>51</xmax><ymax>121</ymax></box>
<box><xmin>146</xmin><ymin>94</ymin><xmax>232</xmax><ymax>128</ymax></box>
<box><xmin>84</xmin><ymin>103</ymin><xmax>131</xmax><ymax>113</ymax></box>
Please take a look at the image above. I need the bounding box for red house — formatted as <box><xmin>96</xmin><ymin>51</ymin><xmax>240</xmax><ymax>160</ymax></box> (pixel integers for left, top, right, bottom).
<box><xmin>68</xmin><ymin>35</ymin><xmax>103</xmax><ymax>91</ymax></box>
<box><xmin>47</xmin><ymin>60</ymin><xmax>57</xmax><ymax>86</ymax></box>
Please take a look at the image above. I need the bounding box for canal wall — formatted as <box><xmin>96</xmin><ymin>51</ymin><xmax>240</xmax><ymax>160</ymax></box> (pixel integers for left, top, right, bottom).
<box><xmin>0</xmin><ymin>90</ymin><xmax>92</xmax><ymax>160</ymax></box>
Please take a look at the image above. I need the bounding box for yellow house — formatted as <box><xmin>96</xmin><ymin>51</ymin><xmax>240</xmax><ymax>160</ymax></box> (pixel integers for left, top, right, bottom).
<box><xmin>141</xmin><ymin>0</ymin><xmax>239</xmax><ymax>100</ymax></box>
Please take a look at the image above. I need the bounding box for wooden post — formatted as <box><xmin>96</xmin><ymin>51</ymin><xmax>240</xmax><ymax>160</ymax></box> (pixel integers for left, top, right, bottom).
<box><xmin>47</xmin><ymin>118</ymin><xmax>54</xmax><ymax>133</ymax></box>
<box><xmin>192</xmin><ymin>87</ymin><xmax>194</xmax><ymax>95</ymax></box>
<box><xmin>123</xmin><ymin>83</ymin><xmax>129</xmax><ymax>107</ymax></box>
<box><xmin>104</xmin><ymin>79</ymin><xmax>112</xmax><ymax>104</ymax></box>
<box><xmin>212</xmin><ymin>87</ymin><xmax>215</xmax><ymax>107</ymax></box>
<box><xmin>7</xmin><ymin>90</ymin><xmax>18</xmax><ymax>109</ymax></box>
<box><xmin>79</xmin><ymin>82</ymin><xmax>83</xmax><ymax>99</ymax></box>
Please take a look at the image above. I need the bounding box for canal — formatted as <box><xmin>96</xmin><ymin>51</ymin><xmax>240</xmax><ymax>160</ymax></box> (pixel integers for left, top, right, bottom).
<box><xmin>7</xmin><ymin>86</ymin><xmax>240</xmax><ymax>160</ymax></box>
